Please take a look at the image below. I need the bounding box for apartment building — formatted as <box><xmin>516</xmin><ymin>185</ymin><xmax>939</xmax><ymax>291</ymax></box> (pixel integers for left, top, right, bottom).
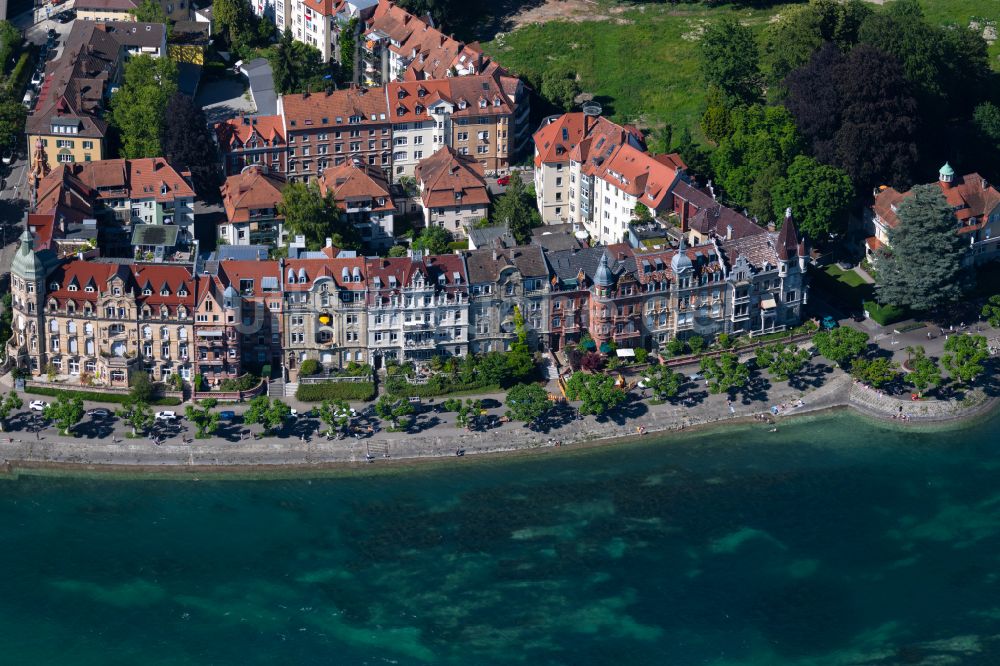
<box><xmin>364</xmin><ymin>251</ymin><xmax>469</xmax><ymax>365</ymax></box>
<box><xmin>27</xmin><ymin>23</ymin><xmax>124</xmax><ymax>173</ymax></box>
<box><xmin>278</xmin><ymin>86</ymin><xmax>392</xmax><ymax>182</ymax></box>
<box><xmin>361</xmin><ymin>0</ymin><xmax>489</xmax><ymax>86</ymax></box>
<box><xmin>533</xmin><ymin>111</ymin><xmax>684</xmax><ymax>244</ymax></box>
<box><xmin>192</xmin><ymin>274</ymin><xmax>242</xmax><ymax>385</ymax></box>
<box><xmin>215</xmin><ymin>115</ymin><xmax>287</xmax><ymax>177</ymax></box>
<box><xmin>463</xmin><ymin>244</ymin><xmax>549</xmax><ymax>353</ymax></box>
<box><xmin>8</xmin><ymin>234</ymin><xmax>197</xmax><ymax>385</ymax></box>
<box><xmin>387</xmin><ymin>74</ymin><xmax>523</xmax><ymax>177</ymax></box>
<box><xmin>414</xmin><ymin>146</ymin><xmax>489</xmax><ymax>237</ymax></box>
<box><xmin>282</xmin><ymin>252</ymin><xmax>369</xmax><ymax>378</ymax></box>
<box><xmin>219</xmin><ymin>166</ymin><xmax>286</xmax><ymax>247</ymax></box>
<box><xmin>869</xmin><ymin>163</ymin><xmax>1000</xmax><ymax>265</ymax></box>
<box><xmin>77</xmin><ymin>0</ymin><xmax>189</xmax><ymax>22</ymax></box>
<box><xmin>318</xmin><ymin>161</ymin><xmax>396</xmax><ymax>250</ymax></box>
<box><xmin>213</xmin><ymin>260</ymin><xmax>285</xmax><ymax>372</ymax></box>
<box><xmin>286</xmin><ymin>0</ymin><xmax>377</xmax><ymax>62</ymax></box>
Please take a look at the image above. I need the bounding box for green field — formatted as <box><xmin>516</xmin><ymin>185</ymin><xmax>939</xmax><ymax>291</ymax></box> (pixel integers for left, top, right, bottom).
<box><xmin>483</xmin><ymin>0</ymin><xmax>1000</xmax><ymax>140</ymax></box>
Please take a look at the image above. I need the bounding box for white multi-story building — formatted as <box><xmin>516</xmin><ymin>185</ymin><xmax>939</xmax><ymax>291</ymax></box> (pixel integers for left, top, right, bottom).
<box><xmin>285</xmin><ymin>0</ymin><xmax>377</xmax><ymax>63</ymax></box>
<box><xmin>533</xmin><ymin>110</ymin><xmax>684</xmax><ymax>245</ymax></box>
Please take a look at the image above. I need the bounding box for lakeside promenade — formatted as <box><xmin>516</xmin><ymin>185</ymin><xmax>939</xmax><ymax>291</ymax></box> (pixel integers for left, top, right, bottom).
<box><xmin>0</xmin><ymin>357</ymin><xmax>994</xmax><ymax>474</ymax></box>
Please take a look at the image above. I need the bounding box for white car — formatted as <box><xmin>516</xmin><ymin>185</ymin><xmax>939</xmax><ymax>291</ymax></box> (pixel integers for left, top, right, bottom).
<box><xmin>155</xmin><ymin>410</ymin><xmax>177</xmax><ymax>421</ymax></box>
<box><xmin>1</xmin><ymin>149</ymin><xmax>13</xmax><ymax>165</ymax></box>
<box><xmin>637</xmin><ymin>379</ymin><xmax>650</xmax><ymax>389</ymax></box>
<box><xmin>29</xmin><ymin>400</ymin><xmax>48</xmax><ymax>412</ymax></box>
<box><xmin>687</xmin><ymin>373</ymin><xmax>704</xmax><ymax>382</ymax></box>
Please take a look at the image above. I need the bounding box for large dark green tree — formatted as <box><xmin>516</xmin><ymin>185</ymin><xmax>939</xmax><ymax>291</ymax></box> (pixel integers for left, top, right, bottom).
<box><xmin>160</xmin><ymin>93</ymin><xmax>220</xmax><ymax>196</ymax></box>
<box><xmin>0</xmin><ymin>98</ymin><xmax>26</xmax><ymax>154</ymax></box>
<box><xmin>873</xmin><ymin>185</ymin><xmax>967</xmax><ymax>312</ymax></box>
<box><xmin>784</xmin><ymin>43</ymin><xmax>918</xmax><ymax>190</ymax></box>
<box><xmin>770</xmin><ymin>155</ymin><xmax>853</xmax><ymax>238</ymax></box>
<box><xmin>710</xmin><ymin>104</ymin><xmax>800</xmax><ymax>207</ymax></box>
<box><xmin>278</xmin><ymin>182</ymin><xmax>359</xmax><ymax>250</ymax></box>
<box><xmin>490</xmin><ymin>174</ymin><xmax>540</xmax><ymax>244</ymax></box>
<box><xmin>412</xmin><ymin>225</ymin><xmax>452</xmax><ymax>255</ymax></box>
<box><xmin>109</xmin><ymin>55</ymin><xmax>178</xmax><ymax>158</ymax></box>
<box><xmin>699</xmin><ymin>17</ymin><xmax>761</xmax><ymax>107</ymax></box>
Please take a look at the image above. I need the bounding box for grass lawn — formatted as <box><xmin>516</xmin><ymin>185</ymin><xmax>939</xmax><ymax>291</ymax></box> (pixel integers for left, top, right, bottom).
<box><xmin>483</xmin><ymin>0</ymin><xmax>1000</xmax><ymax>142</ymax></box>
<box><xmin>483</xmin><ymin>2</ymin><xmax>798</xmax><ymax>139</ymax></box>
<box><xmin>813</xmin><ymin>264</ymin><xmax>874</xmax><ymax>308</ymax></box>
<box><xmin>824</xmin><ymin>265</ymin><xmax>869</xmax><ymax>288</ymax></box>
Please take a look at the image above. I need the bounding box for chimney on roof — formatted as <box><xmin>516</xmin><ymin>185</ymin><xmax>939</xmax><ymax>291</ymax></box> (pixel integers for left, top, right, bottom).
<box><xmin>767</xmin><ymin>221</ymin><xmax>776</xmax><ymax>232</ymax></box>
<box><xmin>707</xmin><ymin>180</ymin><xmax>716</xmax><ymax>200</ymax></box>
<box><xmin>326</xmin><ymin>237</ymin><xmax>333</xmax><ymax>248</ymax></box>
<box><xmin>726</xmin><ymin>224</ymin><xmax>732</xmax><ymax>240</ymax></box>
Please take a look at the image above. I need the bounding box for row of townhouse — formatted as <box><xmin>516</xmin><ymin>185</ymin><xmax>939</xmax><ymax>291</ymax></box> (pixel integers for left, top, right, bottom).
<box><xmin>216</xmin><ymin>72</ymin><xmax>528</xmax><ymax>181</ymax></box>
<box><xmin>8</xmin><ymin>211</ymin><xmax>809</xmax><ymax>386</ymax></box>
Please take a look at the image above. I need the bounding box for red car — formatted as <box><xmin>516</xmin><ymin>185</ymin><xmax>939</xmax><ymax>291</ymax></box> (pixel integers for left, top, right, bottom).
<box><xmin>497</xmin><ymin>175</ymin><xmax>511</xmax><ymax>186</ymax></box>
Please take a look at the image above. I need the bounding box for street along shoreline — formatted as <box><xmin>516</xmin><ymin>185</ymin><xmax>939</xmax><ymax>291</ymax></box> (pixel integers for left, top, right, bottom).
<box><xmin>0</xmin><ymin>371</ymin><xmax>996</xmax><ymax>480</ymax></box>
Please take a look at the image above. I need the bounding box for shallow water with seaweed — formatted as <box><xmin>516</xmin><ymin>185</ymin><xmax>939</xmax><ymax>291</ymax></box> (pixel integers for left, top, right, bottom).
<box><xmin>3</xmin><ymin>410</ymin><xmax>1000</xmax><ymax>664</ymax></box>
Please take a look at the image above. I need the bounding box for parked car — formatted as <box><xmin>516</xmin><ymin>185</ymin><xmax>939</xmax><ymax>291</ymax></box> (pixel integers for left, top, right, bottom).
<box><xmin>29</xmin><ymin>400</ymin><xmax>48</xmax><ymax>412</ymax></box>
<box><xmin>687</xmin><ymin>372</ymin><xmax>703</xmax><ymax>382</ymax></box>
<box><xmin>155</xmin><ymin>410</ymin><xmax>178</xmax><ymax>421</ymax></box>
<box><xmin>55</xmin><ymin>10</ymin><xmax>75</xmax><ymax>23</ymax></box>
<box><xmin>219</xmin><ymin>410</ymin><xmax>236</xmax><ymax>421</ymax></box>
<box><xmin>30</xmin><ymin>71</ymin><xmax>43</xmax><ymax>87</ymax></box>
<box><xmin>87</xmin><ymin>408</ymin><xmax>111</xmax><ymax>418</ymax></box>
<box><xmin>47</xmin><ymin>28</ymin><xmax>57</xmax><ymax>38</ymax></box>
<box><xmin>497</xmin><ymin>175</ymin><xmax>511</xmax><ymax>186</ymax></box>
<box><xmin>822</xmin><ymin>315</ymin><xmax>839</xmax><ymax>330</ymax></box>
<box><xmin>21</xmin><ymin>90</ymin><xmax>34</xmax><ymax>108</ymax></box>
<box><xmin>836</xmin><ymin>261</ymin><xmax>854</xmax><ymax>270</ymax></box>
<box><xmin>2</xmin><ymin>149</ymin><xmax>14</xmax><ymax>165</ymax></box>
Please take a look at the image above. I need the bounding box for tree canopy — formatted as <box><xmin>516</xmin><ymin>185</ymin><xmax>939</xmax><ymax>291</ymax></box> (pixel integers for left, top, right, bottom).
<box><xmin>942</xmin><ymin>334</ymin><xmax>989</xmax><ymax>385</ymax></box>
<box><xmin>812</xmin><ymin>326</ymin><xmax>869</xmax><ymax>368</ymax></box>
<box><xmin>784</xmin><ymin>43</ymin><xmax>918</xmax><ymax>190</ymax></box>
<box><xmin>129</xmin><ymin>0</ymin><xmax>170</xmax><ymax>37</ymax></box>
<box><xmin>278</xmin><ymin>182</ymin><xmax>358</xmax><ymax>250</ymax></box>
<box><xmin>699</xmin><ymin>17</ymin><xmax>761</xmax><ymax>107</ymax></box>
<box><xmin>873</xmin><ymin>185</ymin><xmax>967</xmax><ymax>312</ymax></box>
<box><xmin>850</xmin><ymin>356</ymin><xmax>899</xmax><ymax>389</ymax></box>
<box><xmin>699</xmin><ymin>352</ymin><xmax>750</xmax><ymax>395</ymax></box>
<box><xmin>755</xmin><ymin>342</ymin><xmax>810</xmax><ymax>382</ymax></box>
<box><xmin>490</xmin><ymin>174</ymin><xmax>540</xmax><ymax>244</ymax></box>
<box><xmin>565</xmin><ymin>372</ymin><xmax>626</xmax><ymax>416</ymax></box>
<box><xmin>109</xmin><ymin>55</ymin><xmax>178</xmax><ymax>159</ymax></box>
<box><xmin>643</xmin><ymin>363</ymin><xmax>685</xmax><ymax>401</ymax></box>
<box><xmin>267</xmin><ymin>28</ymin><xmax>327</xmax><ymax>95</ymax></box>
<box><xmin>770</xmin><ymin>155</ymin><xmax>853</xmax><ymax>239</ymax></box>
<box><xmin>906</xmin><ymin>346</ymin><xmax>941</xmax><ymax>393</ymax></box>
<box><xmin>412</xmin><ymin>225</ymin><xmax>452</xmax><ymax>255</ymax></box>
<box><xmin>43</xmin><ymin>395</ymin><xmax>84</xmax><ymax>436</ymax></box>
<box><xmin>160</xmin><ymin>93</ymin><xmax>220</xmax><ymax>196</ymax></box>
<box><xmin>505</xmin><ymin>383</ymin><xmax>551</xmax><ymax>423</ymax></box>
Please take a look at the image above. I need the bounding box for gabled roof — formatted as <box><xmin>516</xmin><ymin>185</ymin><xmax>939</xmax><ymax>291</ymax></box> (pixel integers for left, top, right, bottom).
<box><xmin>214</xmin><ymin>115</ymin><xmax>285</xmax><ymax>151</ymax></box>
<box><xmin>318</xmin><ymin>162</ymin><xmax>394</xmax><ymax>212</ymax></box>
<box><xmin>220</xmin><ymin>167</ymin><xmax>286</xmax><ymax>223</ymax></box>
<box><xmin>366</xmin><ymin>1</ymin><xmax>488</xmax><ymax>81</ymax></box>
<box><xmin>874</xmin><ymin>171</ymin><xmax>1000</xmax><ymax>231</ymax></box>
<box><xmin>415</xmin><ymin>146</ymin><xmax>489</xmax><ymax>209</ymax></box>
<box><xmin>68</xmin><ymin>158</ymin><xmax>195</xmax><ymax>202</ymax></box>
<box><xmin>279</xmin><ymin>86</ymin><xmax>389</xmax><ymax>130</ymax></box>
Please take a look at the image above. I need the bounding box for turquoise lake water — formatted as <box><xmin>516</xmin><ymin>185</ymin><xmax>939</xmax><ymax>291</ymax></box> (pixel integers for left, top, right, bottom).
<box><xmin>3</xmin><ymin>410</ymin><xmax>1000</xmax><ymax>665</ymax></box>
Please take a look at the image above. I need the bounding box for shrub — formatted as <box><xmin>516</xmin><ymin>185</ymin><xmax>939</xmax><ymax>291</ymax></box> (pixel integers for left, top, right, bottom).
<box><xmin>385</xmin><ymin>377</ymin><xmax>497</xmax><ymax>398</ymax></box>
<box><xmin>260</xmin><ymin>364</ymin><xmax>272</xmax><ymax>379</ymax></box>
<box><xmin>295</xmin><ymin>381</ymin><xmax>376</xmax><ymax>402</ymax></box>
<box><xmin>299</xmin><ymin>359</ymin><xmax>320</xmax><ymax>376</ymax></box>
<box><xmin>6</xmin><ymin>51</ymin><xmax>32</xmax><ymax>94</ymax></box>
<box><xmin>217</xmin><ymin>374</ymin><xmax>262</xmax><ymax>392</ymax></box>
<box><xmin>25</xmin><ymin>386</ymin><xmax>181</xmax><ymax>406</ymax></box>
<box><xmin>634</xmin><ymin>348</ymin><xmax>649</xmax><ymax>364</ymax></box>
<box><xmin>863</xmin><ymin>300</ymin><xmax>908</xmax><ymax>326</ymax></box>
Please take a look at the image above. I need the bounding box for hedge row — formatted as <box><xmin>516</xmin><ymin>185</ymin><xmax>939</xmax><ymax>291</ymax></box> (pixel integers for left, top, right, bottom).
<box><xmin>863</xmin><ymin>300</ymin><xmax>908</xmax><ymax>326</ymax></box>
<box><xmin>295</xmin><ymin>381</ymin><xmax>376</xmax><ymax>402</ymax></box>
<box><xmin>385</xmin><ymin>378</ymin><xmax>498</xmax><ymax>398</ymax></box>
<box><xmin>25</xmin><ymin>386</ymin><xmax>182</xmax><ymax>406</ymax></box>
<box><xmin>6</xmin><ymin>51</ymin><xmax>31</xmax><ymax>95</ymax></box>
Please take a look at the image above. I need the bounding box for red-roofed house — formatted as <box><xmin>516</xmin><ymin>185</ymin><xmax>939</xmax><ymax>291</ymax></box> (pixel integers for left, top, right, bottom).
<box><xmin>533</xmin><ymin>110</ymin><xmax>684</xmax><ymax>244</ymax></box>
<box><xmin>869</xmin><ymin>163</ymin><xmax>1000</xmax><ymax>265</ymax></box>
<box><xmin>277</xmin><ymin>86</ymin><xmax>392</xmax><ymax>182</ymax></box>
<box><xmin>414</xmin><ymin>146</ymin><xmax>489</xmax><ymax>237</ymax></box>
<box><xmin>361</xmin><ymin>1</ymin><xmax>490</xmax><ymax>86</ymax></box>
<box><xmin>318</xmin><ymin>161</ymin><xmax>395</xmax><ymax>249</ymax></box>
<box><xmin>219</xmin><ymin>166</ymin><xmax>287</xmax><ymax>246</ymax></box>
<box><xmin>214</xmin><ymin>114</ymin><xmax>287</xmax><ymax>176</ymax></box>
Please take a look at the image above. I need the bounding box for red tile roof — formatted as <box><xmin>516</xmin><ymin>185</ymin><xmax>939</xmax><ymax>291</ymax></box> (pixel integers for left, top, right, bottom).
<box><xmin>874</xmin><ymin>172</ymin><xmax>1000</xmax><ymax>231</ymax></box>
<box><xmin>280</xmin><ymin>87</ymin><xmax>389</xmax><ymax>130</ymax></box>
<box><xmin>367</xmin><ymin>1</ymin><xmax>488</xmax><ymax>81</ymax></box>
<box><xmin>283</xmin><ymin>256</ymin><xmax>368</xmax><ymax>292</ymax></box>
<box><xmin>68</xmin><ymin>158</ymin><xmax>194</xmax><ymax>202</ymax></box>
<box><xmin>220</xmin><ymin>167</ymin><xmax>286</xmax><ymax>224</ymax></box>
<box><xmin>214</xmin><ymin>115</ymin><xmax>285</xmax><ymax>150</ymax></box>
<box><xmin>415</xmin><ymin>146</ymin><xmax>489</xmax><ymax>209</ymax></box>
<box><xmin>318</xmin><ymin>162</ymin><xmax>394</xmax><ymax>213</ymax></box>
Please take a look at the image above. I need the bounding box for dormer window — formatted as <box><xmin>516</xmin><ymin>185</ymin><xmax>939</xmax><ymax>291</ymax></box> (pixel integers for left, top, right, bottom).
<box><xmin>85</xmin><ymin>285</ymin><xmax>94</xmax><ymax>293</ymax></box>
<box><xmin>160</xmin><ymin>289</ymin><xmax>169</xmax><ymax>296</ymax></box>
<box><xmin>493</xmin><ymin>97</ymin><xmax>501</xmax><ymax>107</ymax></box>
<box><xmin>178</xmin><ymin>288</ymin><xmax>187</xmax><ymax>297</ymax></box>
<box><xmin>458</xmin><ymin>100</ymin><xmax>466</xmax><ymax>110</ymax></box>
<box><xmin>68</xmin><ymin>284</ymin><xmax>77</xmax><ymax>292</ymax></box>
<box><xmin>113</xmin><ymin>287</ymin><xmax>122</xmax><ymax>296</ymax></box>
<box><xmin>161</xmin><ymin>184</ymin><xmax>168</xmax><ymax>195</ymax></box>
<box><xmin>143</xmin><ymin>287</ymin><xmax>152</xmax><ymax>295</ymax></box>
<box><xmin>479</xmin><ymin>99</ymin><xmax>486</xmax><ymax>108</ymax></box>
<box><xmin>49</xmin><ymin>282</ymin><xmax>59</xmax><ymax>291</ymax></box>
<box><xmin>397</xmin><ymin>90</ymin><xmax>405</xmax><ymax>99</ymax></box>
